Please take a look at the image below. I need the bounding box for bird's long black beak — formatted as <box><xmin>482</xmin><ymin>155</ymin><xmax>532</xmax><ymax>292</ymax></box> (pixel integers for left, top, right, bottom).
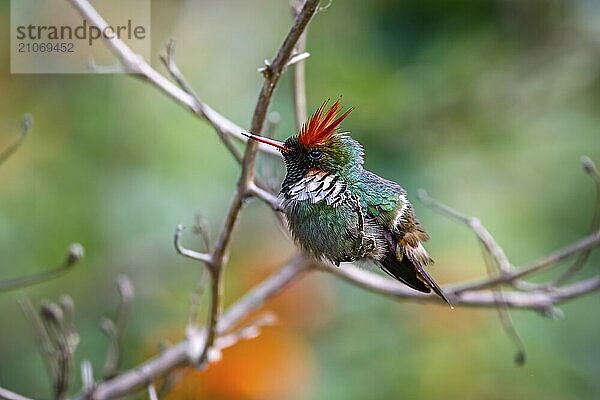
<box><xmin>241</xmin><ymin>131</ymin><xmax>288</xmax><ymax>152</ymax></box>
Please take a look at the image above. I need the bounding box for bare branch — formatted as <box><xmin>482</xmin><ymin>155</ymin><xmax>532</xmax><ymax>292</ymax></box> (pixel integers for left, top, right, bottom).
<box><xmin>74</xmin><ymin>255</ymin><xmax>310</xmax><ymax>400</ymax></box>
<box><xmin>66</xmin><ymin>0</ymin><xmax>281</xmax><ymax>157</ymax></box>
<box><xmin>458</xmin><ymin>276</ymin><xmax>600</xmax><ymax>309</ymax></box>
<box><xmin>0</xmin><ymin>244</ymin><xmax>84</xmax><ymax>292</ymax></box>
<box><xmin>451</xmin><ymin>230</ymin><xmax>600</xmax><ymax>293</ymax></box>
<box><xmin>64</xmin><ymin>0</ymin><xmax>317</xmax><ymax>377</ymax></box>
<box><xmin>202</xmin><ymin>0</ymin><xmax>321</xmax><ymax>366</ymax></box>
<box><xmin>68</xmin><ymin>228</ymin><xmax>597</xmax><ymax>400</ymax></box>
<box><xmin>319</xmin><ymin>262</ymin><xmax>600</xmax><ymax>310</ymax></box>
<box><xmin>210</xmin><ymin>0</ymin><xmax>321</xmax><ymax>269</ymax></box>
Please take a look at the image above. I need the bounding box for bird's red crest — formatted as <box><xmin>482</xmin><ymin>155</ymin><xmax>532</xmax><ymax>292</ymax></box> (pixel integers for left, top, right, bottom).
<box><xmin>298</xmin><ymin>99</ymin><xmax>353</xmax><ymax>147</ymax></box>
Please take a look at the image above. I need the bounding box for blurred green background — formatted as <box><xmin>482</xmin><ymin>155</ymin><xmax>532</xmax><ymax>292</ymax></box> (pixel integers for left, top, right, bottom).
<box><xmin>1</xmin><ymin>0</ymin><xmax>599</xmax><ymax>399</ymax></box>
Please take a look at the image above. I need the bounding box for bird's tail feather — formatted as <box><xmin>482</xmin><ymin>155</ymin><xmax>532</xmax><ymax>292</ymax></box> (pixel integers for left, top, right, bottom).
<box><xmin>380</xmin><ymin>242</ymin><xmax>452</xmax><ymax>306</ymax></box>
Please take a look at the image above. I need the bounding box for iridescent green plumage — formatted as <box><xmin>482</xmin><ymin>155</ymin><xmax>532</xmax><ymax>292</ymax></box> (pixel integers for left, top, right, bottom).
<box><xmin>243</xmin><ymin>100</ymin><xmax>449</xmax><ymax>304</ymax></box>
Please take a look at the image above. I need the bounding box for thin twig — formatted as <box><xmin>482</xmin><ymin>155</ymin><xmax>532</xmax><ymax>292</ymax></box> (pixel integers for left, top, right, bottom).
<box><xmin>291</xmin><ymin>0</ymin><xmax>309</xmax><ymax>130</ymax></box>
<box><xmin>479</xmin><ymin>242</ymin><xmax>526</xmax><ymax>365</ymax></box>
<box><xmin>0</xmin><ymin>387</ymin><xmax>35</xmax><ymax>400</ymax></box>
<box><xmin>0</xmin><ymin>115</ymin><xmax>32</xmax><ymax>166</ymax></box>
<box><xmin>159</xmin><ymin>40</ymin><xmax>244</xmax><ymax>163</ymax></box>
<box><xmin>192</xmin><ymin>214</ymin><xmax>211</xmax><ymax>253</ymax></box>
<box><xmin>173</xmin><ymin>223</ymin><xmax>216</xmax><ymax>366</ymax></box>
<box><xmin>183</xmin><ymin>217</ymin><xmax>210</xmax><ymax>328</ymax></box>
<box><xmin>81</xmin><ymin>360</ymin><xmax>94</xmax><ymax>393</ymax></box>
<box><xmin>212</xmin><ymin>312</ymin><xmax>277</xmax><ymax>360</ymax></box>
<box><xmin>551</xmin><ymin>156</ymin><xmax>600</xmax><ymax>285</ymax></box>
<box><xmin>19</xmin><ymin>298</ymin><xmax>80</xmax><ymax>400</ymax></box>
<box><xmin>247</xmin><ymin>182</ymin><xmax>283</xmax><ymax>211</ymax></box>
<box><xmin>173</xmin><ymin>225</ymin><xmax>213</xmax><ymax>264</ymax></box>
<box><xmin>0</xmin><ymin>244</ymin><xmax>84</xmax><ymax>292</ymax></box>
<box><xmin>186</xmin><ymin>276</ymin><xmax>206</xmax><ymax>329</ymax></box>
<box><xmin>259</xmin><ymin>112</ymin><xmax>283</xmax><ymax>193</ymax></box>
<box><xmin>17</xmin><ymin>296</ymin><xmax>57</xmax><ymax>387</ymax></box>
<box><xmin>146</xmin><ymin>384</ymin><xmax>158</xmax><ymax>400</ymax></box>
<box><xmin>418</xmin><ymin>189</ymin><xmax>512</xmax><ymax>275</ymax></box>
<box><xmin>102</xmin><ymin>275</ymin><xmax>135</xmax><ymax>378</ymax></box>
<box><xmin>40</xmin><ymin>302</ymin><xmax>72</xmax><ymax>400</ymax></box>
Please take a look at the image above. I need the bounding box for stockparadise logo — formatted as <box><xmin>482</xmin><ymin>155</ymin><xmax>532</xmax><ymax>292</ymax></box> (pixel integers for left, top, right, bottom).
<box><xmin>10</xmin><ymin>0</ymin><xmax>151</xmax><ymax>74</ymax></box>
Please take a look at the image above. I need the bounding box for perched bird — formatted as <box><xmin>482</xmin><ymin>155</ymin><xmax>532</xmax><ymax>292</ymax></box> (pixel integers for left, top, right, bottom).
<box><xmin>243</xmin><ymin>99</ymin><xmax>450</xmax><ymax>304</ymax></box>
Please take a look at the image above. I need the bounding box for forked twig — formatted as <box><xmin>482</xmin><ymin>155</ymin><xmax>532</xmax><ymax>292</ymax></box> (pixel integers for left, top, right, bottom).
<box><xmin>173</xmin><ymin>225</ymin><xmax>212</xmax><ymax>264</ymax></box>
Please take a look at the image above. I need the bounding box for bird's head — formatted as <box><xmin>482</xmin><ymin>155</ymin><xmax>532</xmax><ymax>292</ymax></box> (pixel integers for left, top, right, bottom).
<box><xmin>243</xmin><ymin>99</ymin><xmax>364</xmax><ymax>184</ymax></box>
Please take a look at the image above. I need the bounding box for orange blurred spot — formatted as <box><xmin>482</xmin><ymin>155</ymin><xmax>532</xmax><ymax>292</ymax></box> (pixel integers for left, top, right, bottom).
<box><xmin>164</xmin><ymin>327</ymin><xmax>315</xmax><ymax>400</ymax></box>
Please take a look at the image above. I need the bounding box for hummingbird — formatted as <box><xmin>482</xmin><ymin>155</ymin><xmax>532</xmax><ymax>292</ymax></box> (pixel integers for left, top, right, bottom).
<box><xmin>243</xmin><ymin>99</ymin><xmax>450</xmax><ymax>304</ymax></box>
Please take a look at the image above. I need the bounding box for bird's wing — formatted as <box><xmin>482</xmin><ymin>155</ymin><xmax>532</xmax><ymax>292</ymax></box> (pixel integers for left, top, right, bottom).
<box><xmin>354</xmin><ymin>171</ymin><xmax>407</xmax><ymax>226</ymax></box>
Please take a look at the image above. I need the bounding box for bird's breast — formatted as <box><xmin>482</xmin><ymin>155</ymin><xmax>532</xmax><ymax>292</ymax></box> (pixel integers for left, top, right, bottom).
<box><xmin>280</xmin><ymin>170</ymin><xmax>347</xmax><ymax>208</ymax></box>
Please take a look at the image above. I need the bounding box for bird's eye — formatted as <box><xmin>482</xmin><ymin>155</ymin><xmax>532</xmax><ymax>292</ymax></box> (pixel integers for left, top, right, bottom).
<box><xmin>308</xmin><ymin>150</ymin><xmax>323</xmax><ymax>160</ymax></box>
